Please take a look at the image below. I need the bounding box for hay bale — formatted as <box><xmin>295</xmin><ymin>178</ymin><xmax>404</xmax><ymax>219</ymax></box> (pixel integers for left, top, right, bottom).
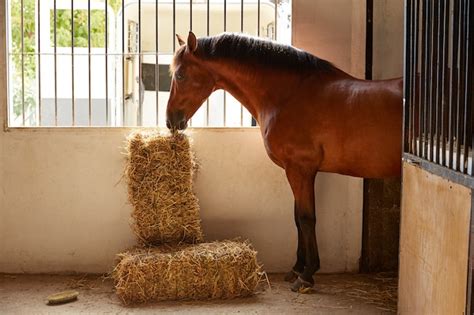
<box><xmin>125</xmin><ymin>131</ymin><xmax>203</xmax><ymax>245</ymax></box>
<box><xmin>113</xmin><ymin>240</ymin><xmax>263</xmax><ymax>304</ymax></box>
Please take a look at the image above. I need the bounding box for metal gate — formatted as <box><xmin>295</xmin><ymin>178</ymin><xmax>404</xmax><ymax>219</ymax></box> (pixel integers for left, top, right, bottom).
<box><xmin>403</xmin><ymin>0</ymin><xmax>474</xmax><ymax>312</ymax></box>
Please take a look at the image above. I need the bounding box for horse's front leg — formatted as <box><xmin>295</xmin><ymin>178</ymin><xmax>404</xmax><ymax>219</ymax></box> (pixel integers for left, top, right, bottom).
<box><xmin>285</xmin><ymin>166</ymin><xmax>320</xmax><ymax>291</ymax></box>
<box><xmin>284</xmin><ymin>201</ymin><xmax>306</xmax><ymax>282</ymax></box>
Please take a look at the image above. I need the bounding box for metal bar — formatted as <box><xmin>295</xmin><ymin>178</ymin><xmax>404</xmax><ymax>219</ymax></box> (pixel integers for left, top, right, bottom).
<box><xmin>469</xmin><ymin>0</ymin><xmax>474</xmax><ymax>176</ymax></box>
<box><xmin>20</xmin><ymin>0</ymin><xmax>24</xmax><ymax>125</ymax></box>
<box><xmin>105</xmin><ymin>0</ymin><xmax>109</xmax><ymax>125</ymax></box>
<box><xmin>456</xmin><ymin>0</ymin><xmax>466</xmax><ymax>172</ymax></box>
<box><xmin>173</xmin><ymin>0</ymin><xmax>176</xmax><ymax>51</ymax></box>
<box><xmin>71</xmin><ymin>0</ymin><xmax>75</xmax><ymax>126</ymax></box>
<box><xmin>138</xmin><ymin>0</ymin><xmax>142</xmax><ymax>126</ymax></box>
<box><xmin>440</xmin><ymin>0</ymin><xmax>450</xmax><ymax>166</ymax></box>
<box><xmin>412</xmin><ymin>0</ymin><xmax>419</xmax><ymax>156</ymax></box>
<box><xmin>155</xmin><ymin>0</ymin><xmax>159</xmax><ymax>126</ymax></box>
<box><xmin>122</xmin><ymin>0</ymin><xmax>125</xmax><ymax>125</ymax></box>
<box><xmin>417</xmin><ymin>0</ymin><xmax>422</xmax><ymax>156</ymax></box>
<box><xmin>37</xmin><ymin>0</ymin><xmax>41</xmax><ymax>126</ymax></box>
<box><xmin>429</xmin><ymin>0</ymin><xmax>438</xmax><ymax>162</ymax></box>
<box><xmin>403</xmin><ymin>0</ymin><xmax>412</xmax><ymax>154</ymax></box>
<box><xmin>449</xmin><ymin>0</ymin><xmax>460</xmax><ymax>169</ymax></box>
<box><xmin>206</xmin><ymin>0</ymin><xmax>210</xmax><ymax>126</ymax></box>
<box><xmin>434</xmin><ymin>0</ymin><xmax>443</xmax><ymax>163</ymax></box>
<box><xmin>54</xmin><ymin>0</ymin><xmax>58</xmax><ymax>126</ymax></box>
<box><xmin>462</xmin><ymin>0</ymin><xmax>470</xmax><ymax>173</ymax></box>
<box><xmin>88</xmin><ymin>0</ymin><xmax>91</xmax><ymax>126</ymax></box>
<box><xmin>223</xmin><ymin>0</ymin><xmax>227</xmax><ymax>126</ymax></box>
<box><xmin>405</xmin><ymin>0</ymin><xmax>416</xmax><ymax>153</ymax></box>
<box><xmin>422</xmin><ymin>0</ymin><xmax>431</xmax><ymax>159</ymax></box>
<box><xmin>404</xmin><ymin>153</ymin><xmax>474</xmax><ymax>189</ymax></box>
<box><xmin>189</xmin><ymin>0</ymin><xmax>193</xmax><ymax>127</ymax></box>
<box><xmin>366</xmin><ymin>0</ymin><xmax>373</xmax><ymax>81</ymax></box>
<box><xmin>240</xmin><ymin>0</ymin><xmax>244</xmax><ymax>126</ymax></box>
<box><xmin>258</xmin><ymin>0</ymin><xmax>260</xmax><ymax>37</ymax></box>
<box><xmin>274</xmin><ymin>0</ymin><xmax>278</xmax><ymax>40</ymax></box>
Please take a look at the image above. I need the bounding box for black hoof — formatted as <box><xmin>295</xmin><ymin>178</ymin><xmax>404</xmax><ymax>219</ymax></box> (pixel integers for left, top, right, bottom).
<box><xmin>290</xmin><ymin>277</ymin><xmax>314</xmax><ymax>293</ymax></box>
<box><xmin>284</xmin><ymin>270</ymin><xmax>299</xmax><ymax>282</ymax></box>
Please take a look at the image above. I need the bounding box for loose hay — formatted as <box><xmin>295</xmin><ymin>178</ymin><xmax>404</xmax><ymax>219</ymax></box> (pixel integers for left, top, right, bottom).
<box><xmin>113</xmin><ymin>240</ymin><xmax>263</xmax><ymax>304</ymax></box>
<box><xmin>125</xmin><ymin>131</ymin><xmax>203</xmax><ymax>245</ymax></box>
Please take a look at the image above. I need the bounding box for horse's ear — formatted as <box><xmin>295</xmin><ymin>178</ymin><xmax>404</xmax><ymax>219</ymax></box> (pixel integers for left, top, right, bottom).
<box><xmin>176</xmin><ymin>34</ymin><xmax>185</xmax><ymax>47</ymax></box>
<box><xmin>187</xmin><ymin>31</ymin><xmax>198</xmax><ymax>53</ymax></box>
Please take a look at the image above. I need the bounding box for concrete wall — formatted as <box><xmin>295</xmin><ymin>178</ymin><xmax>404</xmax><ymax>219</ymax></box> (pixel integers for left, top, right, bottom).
<box><xmin>373</xmin><ymin>0</ymin><xmax>404</xmax><ymax>80</ymax></box>
<box><xmin>0</xmin><ymin>0</ymin><xmax>407</xmax><ymax>274</ymax></box>
<box><xmin>0</xmin><ymin>128</ymin><xmax>363</xmax><ymax>273</ymax></box>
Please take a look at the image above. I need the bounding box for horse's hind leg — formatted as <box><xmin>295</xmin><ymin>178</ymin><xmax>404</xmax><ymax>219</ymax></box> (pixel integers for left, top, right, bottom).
<box><xmin>285</xmin><ymin>167</ymin><xmax>320</xmax><ymax>291</ymax></box>
<box><xmin>284</xmin><ymin>201</ymin><xmax>306</xmax><ymax>282</ymax></box>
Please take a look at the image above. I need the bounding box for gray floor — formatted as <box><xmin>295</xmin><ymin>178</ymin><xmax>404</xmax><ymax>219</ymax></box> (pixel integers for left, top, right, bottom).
<box><xmin>0</xmin><ymin>273</ymin><xmax>397</xmax><ymax>314</ymax></box>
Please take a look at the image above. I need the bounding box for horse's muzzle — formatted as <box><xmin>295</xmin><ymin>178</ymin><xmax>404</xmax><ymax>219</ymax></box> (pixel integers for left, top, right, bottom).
<box><xmin>166</xmin><ymin>110</ymin><xmax>187</xmax><ymax>131</ymax></box>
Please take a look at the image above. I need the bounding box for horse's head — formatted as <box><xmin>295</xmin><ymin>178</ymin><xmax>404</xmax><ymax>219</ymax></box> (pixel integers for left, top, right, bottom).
<box><xmin>166</xmin><ymin>31</ymin><xmax>215</xmax><ymax>130</ymax></box>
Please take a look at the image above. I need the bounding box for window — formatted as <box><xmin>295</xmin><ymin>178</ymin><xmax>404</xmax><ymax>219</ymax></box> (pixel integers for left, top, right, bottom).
<box><xmin>6</xmin><ymin>0</ymin><xmax>292</xmax><ymax>127</ymax></box>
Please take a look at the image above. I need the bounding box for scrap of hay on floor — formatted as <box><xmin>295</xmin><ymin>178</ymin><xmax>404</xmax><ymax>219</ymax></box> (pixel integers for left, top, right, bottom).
<box><xmin>125</xmin><ymin>131</ymin><xmax>203</xmax><ymax>245</ymax></box>
<box><xmin>113</xmin><ymin>240</ymin><xmax>263</xmax><ymax>304</ymax></box>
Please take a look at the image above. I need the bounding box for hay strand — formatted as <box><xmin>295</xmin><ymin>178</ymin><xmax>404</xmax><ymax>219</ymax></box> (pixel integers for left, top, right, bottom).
<box><xmin>113</xmin><ymin>240</ymin><xmax>263</xmax><ymax>304</ymax></box>
<box><xmin>125</xmin><ymin>131</ymin><xmax>203</xmax><ymax>245</ymax></box>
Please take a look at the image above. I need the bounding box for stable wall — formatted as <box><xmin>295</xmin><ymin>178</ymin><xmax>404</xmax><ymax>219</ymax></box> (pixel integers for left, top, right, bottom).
<box><xmin>0</xmin><ymin>0</ymin><xmax>403</xmax><ymax>274</ymax></box>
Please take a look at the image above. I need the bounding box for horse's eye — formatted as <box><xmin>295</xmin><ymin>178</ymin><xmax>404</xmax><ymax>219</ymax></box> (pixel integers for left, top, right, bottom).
<box><xmin>175</xmin><ymin>72</ymin><xmax>185</xmax><ymax>81</ymax></box>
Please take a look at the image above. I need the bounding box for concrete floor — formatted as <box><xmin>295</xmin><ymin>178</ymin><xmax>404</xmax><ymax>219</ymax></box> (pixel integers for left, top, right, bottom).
<box><xmin>0</xmin><ymin>273</ymin><xmax>397</xmax><ymax>314</ymax></box>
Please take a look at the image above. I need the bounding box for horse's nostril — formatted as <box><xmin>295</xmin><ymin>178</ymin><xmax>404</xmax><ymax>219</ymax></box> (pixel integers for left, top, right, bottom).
<box><xmin>166</xmin><ymin>119</ymin><xmax>172</xmax><ymax>129</ymax></box>
<box><xmin>178</xmin><ymin>120</ymin><xmax>187</xmax><ymax>130</ymax></box>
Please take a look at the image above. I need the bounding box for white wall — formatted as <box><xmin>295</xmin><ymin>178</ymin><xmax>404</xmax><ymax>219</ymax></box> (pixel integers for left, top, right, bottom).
<box><xmin>0</xmin><ymin>128</ymin><xmax>362</xmax><ymax>273</ymax></box>
<box><xmin>373</xmin><ymin>0</ymin><xmax>404</xmax><ymax>79</ymax></box>
<box><xmin>0</xmin><ymin>0</ymin><xmax>381</xmax><ymax>274</ymax></box>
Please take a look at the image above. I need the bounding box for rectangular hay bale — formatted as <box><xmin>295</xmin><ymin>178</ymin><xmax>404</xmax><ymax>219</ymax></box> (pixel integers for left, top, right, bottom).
<box><xmin>113</xmin><ymin>240</ymin><xmax>263</xmax><ymax>304</ymax></box>
<box><xmin>125</xmin><ymin>131</ymin><xmax>203</xmax><ymax>245</ymax></box>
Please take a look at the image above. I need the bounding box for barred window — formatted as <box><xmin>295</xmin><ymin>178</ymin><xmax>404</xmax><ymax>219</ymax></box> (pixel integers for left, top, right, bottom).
<box><xmin>6</xmin><ymin>0</ymin><xmax>292</xmax><ymax>127</ymax></box>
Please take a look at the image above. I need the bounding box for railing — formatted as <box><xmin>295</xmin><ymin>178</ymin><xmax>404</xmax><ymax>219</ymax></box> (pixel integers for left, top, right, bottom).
<box><xmin>404</xmin><ymin>0</ymin><xmax>473</xmax><ymax>176</ymax></box>
<box><xmin>6</xmin><ymin>0</ymin><xmax>292</xmax><ymax>127</ymax></box>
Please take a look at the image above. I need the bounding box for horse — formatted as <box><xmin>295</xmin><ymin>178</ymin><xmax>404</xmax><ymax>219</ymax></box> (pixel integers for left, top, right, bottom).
<box><xmin>166</xmin><ymin>31</ymin><xmax>403</xmax><ymax>291</ymax></box>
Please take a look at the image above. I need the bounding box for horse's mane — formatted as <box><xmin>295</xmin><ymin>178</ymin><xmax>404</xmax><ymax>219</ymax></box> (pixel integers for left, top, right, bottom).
<box><xmin>196</xmin><ymin>33</ymin><xmax>337</xmax><ymax>73</ymax></box>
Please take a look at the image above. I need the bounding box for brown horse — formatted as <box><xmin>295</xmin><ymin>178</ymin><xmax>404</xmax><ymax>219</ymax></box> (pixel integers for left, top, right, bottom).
<box><xmin>166</xmin><ymin>32</ymin><xmax>403</xmax><ymax>291</ymax></box>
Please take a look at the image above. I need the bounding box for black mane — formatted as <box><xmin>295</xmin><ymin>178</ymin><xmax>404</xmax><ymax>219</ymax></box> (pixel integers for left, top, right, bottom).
<box><xmin>197</xmin><ymin>33</ymin><xmax>336</xmax><ymax>73</ymax></box>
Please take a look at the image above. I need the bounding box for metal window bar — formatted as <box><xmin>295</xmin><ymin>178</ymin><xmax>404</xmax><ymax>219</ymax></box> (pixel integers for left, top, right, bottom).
<box><xmin>71</xmin><ymin>0</ymin><xmax>75</xmax><ymax>126</ymax></box>
<box><xmin>223</xmin><ymin>0</ymin><xmax>227</xmax><ymax>126</ymax></box>
<box><xmin>240</xmin><ymin>0</ymin><xmax>244</xmax><ymax>126</ymax></box>
<box><xmin>54</xmin><ymin>0</ymin><xmax>58</xmax><ymax>126</ymax></box>
<box><xmin>37</xmin><ymin>0</ymin><xmax>41</xmax><ymax>126</ymax></box>
<box><xmin>189</xmin><ymin>0</ymin><xmax>193</xmax><ymax>127</ymax></box>
<box><xmin>205</xmin><ymin>0</ymin><xmax>210</xmax><ymax>126</ymax></box>
<box><xmin>155</xmin><ymin>0</ymin><xmax>159</xmax><ymax>125</ymax></box>
<box><xmin>138</xmin><ymin>0</ymin><xmax>142</xmax><ymax>126</ymax></box>
<box><xmin>404</xmin><ymin>0</ymin><xmax>473</xmax><ymax>177</ymax></box>
<box><xmin>20</xmin><ymin>0</ymin><xmax>24</xmax><ymax>126</ymax></box>
<box><xmin>105</xmin><ymin>0</ymin><xmax>109</xmax><ymax>125</ymax></box>
<box><xmin>88</xmin><ymin>0</ymin><xmax>91</xmax><ymax>126</ymax></box>
<box><xmin>122</xmin><ymin>0</ymin><xmax>125</xmax><ymax>125</ymax></box>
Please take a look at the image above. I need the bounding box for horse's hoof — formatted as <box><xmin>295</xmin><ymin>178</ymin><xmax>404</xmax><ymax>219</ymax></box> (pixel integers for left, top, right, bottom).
<box><xmin>284</xmin><ymin>270</ymin><xmax>298</xmax><ymax>282</ymax></box>
<box><xmin>290</xmin><ymin>277</ymin><xmax>314</xmax><ymax>293</ymax></box>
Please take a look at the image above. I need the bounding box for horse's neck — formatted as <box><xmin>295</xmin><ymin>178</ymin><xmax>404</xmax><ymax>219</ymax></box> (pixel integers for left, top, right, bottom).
<box><xmin>207</xmin><ymin>59</ymin><xmax>300</xmax><ymax>123</ymax></box>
